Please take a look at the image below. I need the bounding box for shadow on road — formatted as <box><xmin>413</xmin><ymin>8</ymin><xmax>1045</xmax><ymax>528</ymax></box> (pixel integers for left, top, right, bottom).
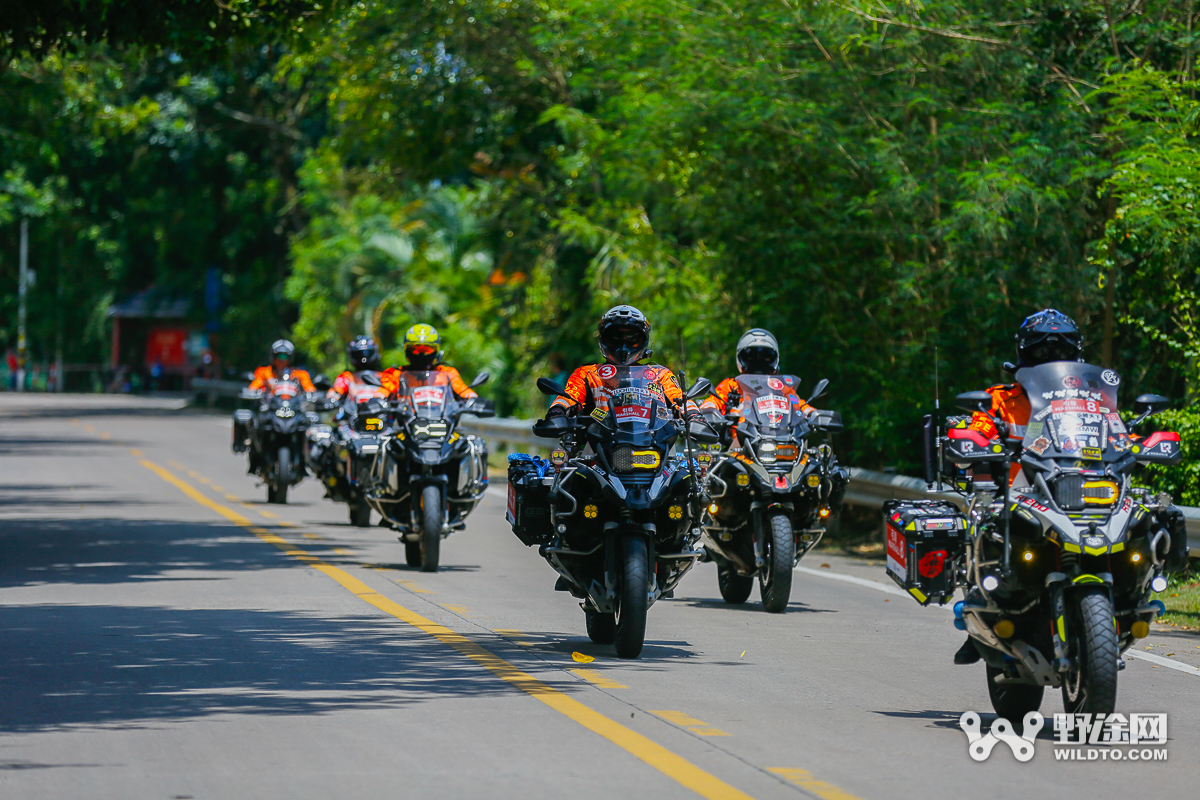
<box><xmin>672</xmin><ymin>597</ymin><xmax>838</xmax><ymax>615</ymax></box>
<box><xmin>0</xmin><ymin>603</ymin><xmax>529</xmax><ymax>733</ymax></box>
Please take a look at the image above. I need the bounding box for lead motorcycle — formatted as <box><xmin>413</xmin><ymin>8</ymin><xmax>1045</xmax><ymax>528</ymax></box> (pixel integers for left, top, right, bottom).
<box><xmin>702</xmin><ymin>375</ymin><xmax>848</xmax><ymax>612</ymax></box>
<box><xmin>896</xmin><ymin>361</ymin><xmax>1184</xmax><ymax>717</ymax></box>
<box><xmin>363</xmin><ymin>370</ymin><xmax>493</xmax><ymax>571</ymax></box>
<box><xmin>518</xmin><ymin>369</ymin><xmax>718</xmax><ymax>659</ymax></box>
<box><xmin>233</xmin><ymin>372</ymin><xmax>320</xmax><ymax>504</ymax></box>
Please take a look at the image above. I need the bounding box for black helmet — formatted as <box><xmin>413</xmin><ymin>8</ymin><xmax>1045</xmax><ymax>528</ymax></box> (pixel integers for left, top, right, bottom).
<box><xmin>1016</xmin><ymin>309</ymin><xmax>1083</xmax><ymax>367</ymax></box>
<box><xmin>597</xmin><ymin>305</ymin><xmax>651</xmax><ymax>365</ymax></box>
<box><xmin>347</xmin><ymin>335</ymin><xmax>381</xmax><ymax>371</ymax></box>
<box><xmin>271</xmin><ymin>339</ymin><xmax>295</xmax><ymax>361</ymax></box>
<box><xmin>736</xmin><ymin>328</ymin><xmax>780</xmax><ymax>374</ymax></box>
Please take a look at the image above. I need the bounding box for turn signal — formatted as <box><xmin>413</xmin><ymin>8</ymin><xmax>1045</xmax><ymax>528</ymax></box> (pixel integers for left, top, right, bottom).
<box><xmin>1131</xmin><ymin>620</ymin><xmax>1150</xmax><ymax>639</ymax></box>
<box><xmin>708</xmin><ymin>503</ymin><xmax>719</xmax><ymax>515</ymax></box>
<box><xmin>818</xmin><ymin>506</ymin><xmax>831</xmax><ymax>518</ymax></box>
<box><xmin>1130</xmin><ymin>552</ymin><xmax>1142</xmax><ymax>564</ymax></box>
<box><xmin>994</xmin><ymin>619</ymin><xmax>1015</xmax><ymax>639</ymax></box>
<box><xmin>1022</xmin><ymin>550</ymin><xmax>1034</xmax><ymax>562</ymax></box>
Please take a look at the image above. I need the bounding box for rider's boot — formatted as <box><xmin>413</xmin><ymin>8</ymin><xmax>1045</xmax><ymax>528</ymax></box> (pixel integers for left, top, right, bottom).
<box><xmin>954</xmin><ymin>637</ymin><xmax>981</xmax><ymax>665</ymax></box>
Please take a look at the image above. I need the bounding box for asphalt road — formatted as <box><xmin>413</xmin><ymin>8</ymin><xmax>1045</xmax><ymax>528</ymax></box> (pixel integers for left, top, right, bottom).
<box><xmin>1</xmin><ymin>394</ymin><xmax>1197</xmax><ymax>799</ymax></box>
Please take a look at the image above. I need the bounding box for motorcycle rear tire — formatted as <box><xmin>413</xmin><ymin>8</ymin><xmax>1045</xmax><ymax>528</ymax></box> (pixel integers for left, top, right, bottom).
<box><xmin>614</xmin><ymin>534</ymin><xmax>649</xmax><ymax>659</ymax></box>
<box><xmin>419</xmin><ymin>484</ymin><xmax>442</xmax><ymax>572</ymax></box>
<box><xmin>1062</xmin><ymin>588</ymin><xmax>1119</xmax><ymax>715</ymax></box>
<box><xmin>717</xmin><ymin>564</ymin><xmax>754</xmax><ymax>604</ymax></box>
<box><xmin>759</xmin><ymin>511</ymin><xmax>794</xmax><ymax>613</ymax></box>
<box><xmin>586</xmin><ymin>608</ymin><xmax>616</xmax><ymax>645</ymax></box>
<box><xmin>404</xmin><ymin>541</ymin><xmax>421</xmax><ymax>567</ymax></box>
<box><xmin>350</xmin><ymin>498</ymin><xmax>371</xmax><ymax>528</ymax></box>
<box><xmin>986</xmin><ymin>664</ymin><xmax>1044</xmax><ymax>720</ymax></box>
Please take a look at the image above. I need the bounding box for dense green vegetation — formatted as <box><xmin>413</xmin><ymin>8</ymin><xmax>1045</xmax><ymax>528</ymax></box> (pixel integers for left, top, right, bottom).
<box><xmin>4</xmin><ymin>1</ymin><xmax>1200</xmax><ymax>478</ymax></box>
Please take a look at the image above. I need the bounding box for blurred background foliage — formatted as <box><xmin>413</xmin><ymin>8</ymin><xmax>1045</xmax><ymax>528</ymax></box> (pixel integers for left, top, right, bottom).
<box><xmin>3</xmin><ymin>0</ymin><xmax>1200</xmax><ymax>475</ymax></box>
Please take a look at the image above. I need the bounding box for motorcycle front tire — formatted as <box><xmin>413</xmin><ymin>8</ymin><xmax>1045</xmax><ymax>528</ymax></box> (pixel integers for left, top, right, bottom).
<box><xmin>986</xmin><ymin>664</ymin><xmax>1044</xmax><ymax>720</ymax></box>
<box><xmin>1062</xmin><ymin>588</ymin><xmax>1119</xmax><ymax>715</ymax></box>
<box><xmin>759</xmin><ymin>511</ymin><xmax>794</xmax><ymax>613</ymax></box>
<box><xmin>419</xmin><ymin>484</ymin><xmax>442</xmax><ymax>572</ymax></box>
<box><xmin>614</xmin><ymin>533</ymin><xmax>649</xmax><ymax>659</ymax></box>
<box><xmin>270</xmin><ymin>446</ymin><xmax>291</xmax><ymax>505</ymax></box>
<box><xmin>350</xmin><ymin>497</ymin><xmax>371</xmax><ymax>528</ymax></box>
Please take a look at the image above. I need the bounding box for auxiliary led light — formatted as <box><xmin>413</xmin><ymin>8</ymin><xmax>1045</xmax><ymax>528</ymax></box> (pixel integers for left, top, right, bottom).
<box><xmin>981</xmin><ymin>575</ymin><xmax>1000</xmax><ymax>592</ymax></box>
<box><xmin>994</xmin><ymin>619</ymin><xmax>1015</xmax><ymax>639</ymax></box>
<box><xmin>1022</xmin><ymin>551</ymin><xmax>1034</xmax><ymax>562</ymax></box>
<box><xmin>1131</xmin><ymin>621</ymin><xmax>1150</xmax><ymax>639</ymax></box>
<box><xmin>708</xmin><ymin>503</ymin><xmax>720</xmax><ymax>515</ymax></box>
<box><xmin>1130</xmin><ymin>552</ymin><xmax>1142</xmax><ymax>564</ymax></box>
<box><xmin>1151</xmin><ymin>575</ymin><xmax>1168</xmax><ymax>593</ymax></box>
<box><xmin>818</xmin><ymin>506</ymin><xmax>831</xmax><ymax>518</ymax></box>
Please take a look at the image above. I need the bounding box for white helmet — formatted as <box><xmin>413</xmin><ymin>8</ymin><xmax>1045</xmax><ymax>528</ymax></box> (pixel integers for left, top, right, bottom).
<box><xmin>736</xmin><ymin>329</ymin><xmax>779</xmax><ymax>374</ymax></box>
<box><xmin>271</xmin><ymin>339</ymin><xmax>296</xmax><ymax>360</ymax></box>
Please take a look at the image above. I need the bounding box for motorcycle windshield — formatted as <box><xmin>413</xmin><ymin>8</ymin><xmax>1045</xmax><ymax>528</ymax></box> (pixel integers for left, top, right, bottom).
<box><xmin>396</xmin><ymin>370</ymin><xmax>453</xmax><ymax>419</ymax></box>
<box><xmin>347</xmin><ymin>371</ymin><xmax>387</xmax><ymax>402</ymax></box>
<box><xmin>1015</xmin><ymin>362</ymin><xmax>1129</xmax><ymax>462</ymax></box>
<box><xmin>734</xmin><ymin>374</ymin><xmax>804</xmax><ymax>435</ymax></box>
<box><xmin>589</xmin><ymin>365</ymin><xmax>675</xmax><ymax>434</ymax></box>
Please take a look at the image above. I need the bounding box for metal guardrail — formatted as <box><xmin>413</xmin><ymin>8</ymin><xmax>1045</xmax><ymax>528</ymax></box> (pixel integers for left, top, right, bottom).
<box><xmin>190</xmin><ymin>393</ymin><xmax>1199</xmax><ymax>555</ymax></box>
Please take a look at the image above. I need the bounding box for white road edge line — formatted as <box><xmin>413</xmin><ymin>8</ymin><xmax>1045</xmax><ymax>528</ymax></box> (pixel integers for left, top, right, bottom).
<box><xmin>795</xmin><ymin>564</ymin><xmax>1200</xmax><ymax>677</ymax></box>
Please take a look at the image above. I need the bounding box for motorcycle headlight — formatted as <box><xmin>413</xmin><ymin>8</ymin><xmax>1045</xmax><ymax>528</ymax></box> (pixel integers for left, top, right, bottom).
<box><xmin>610</xmin><ymin>446</ymin><xmax>662</xmax><ymax>472</ymax></box>
<box><xmin>412</xmin><ymin>421</ymin><xmax>449</xmax><ymax>442</ymax></box>
<box><xmin>757</xmin><ymin>441</ymin><xmax>777</xmax><ymax>464</ymax></box>
<box><xmin>276</xmin><ymin>407</ymin><xmax>295</xmax><ymax>419</ymax></box>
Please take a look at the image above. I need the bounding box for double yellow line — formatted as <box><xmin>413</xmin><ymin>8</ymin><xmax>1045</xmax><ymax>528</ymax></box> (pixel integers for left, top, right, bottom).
<box><xmin>140</xmin><ymin>458</ymin><xmax>759</xmax><ymax>800</ymax></box>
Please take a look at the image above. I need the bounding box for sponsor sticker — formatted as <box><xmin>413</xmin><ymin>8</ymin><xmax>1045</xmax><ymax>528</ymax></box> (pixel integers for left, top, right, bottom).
<box><xmin>1081</xmin><ymin>447</ymin><xmax>1102</xmax><ymax>460</ymax></box>
<box><xmin>614</xmin><ymin>404</ymin><xmax>651</xmax><ymax>422</ymax></box>
<box><xmin>590</xmin><ymin>406</ymin><xmax>608</xmax><ymax>422</ymax></box>
<box><xmin>1062</xmin><ymin>375</ymin><xmax>1082</xmax><ymax>389</ymax></box>
<box><xmin>1106</xmin><ymin>413</ymin><xmax>1127</xmax><ymax>435</ymax></box>
<box><xmin>1061</xmin><ymin>437</ymin><xmax>1079</xmax><ymax>453</ymax></box>
<box><xmin>412</xmin><ymin>385</ymin><xmax>445</xmax><ymax>404</ymax></box>
<box><xmin>1101</xmin><ymin>369</ymin><xmax>1120</xmax><ymax>386</ymax></box>
<box><xmin>755</xmin><ymin>394</ymin><xmax>790</xmax><ymax>415</ymax></box>
<box><xmin>886</xmin><ymin>524</ymin><xmax>906</xmax><ymax>577</ymax></box>
<box><xmin>1027</xmin><ymin>436</ymin><xmax>1052</xmax><ymax>456</ymax></box>
<box><xmin>768</xmin><ymin>377</ymin><xmax>785</xmax><ymax>391</ymax></box>
<box><xmin>597</xmin><ymin>364</ymin><xmax>617</xmax><ymax>379</ymax></box>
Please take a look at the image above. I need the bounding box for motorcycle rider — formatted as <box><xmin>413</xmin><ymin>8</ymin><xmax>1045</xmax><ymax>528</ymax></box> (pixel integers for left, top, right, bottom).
<box><xmin>953</xmin><ymin>309</ymin><xmax>1188</xmax><ymax>664</ymax></box>
<box><xmin>544</xmin><ymin>304</ymin><xmax>698</xmax><ymax>419</ymax></box>
<box><xmin>247</xmin><ymin>339</ymin><xmax>316</xmax><ymax>394</ymax></box>
<box><xmin>381</xmin><ymin>324</ymin><xmax>479</xmax><ymax>402</ymax></box>
<box><xmin>701</xmin><ymin>328</ymin><xmax>817</xmax><ymax>418</ymax></box>
<box><xmin>327</xmin><ymin>335</ymin><xmax>387</xmax><ymax>404</ymax></box>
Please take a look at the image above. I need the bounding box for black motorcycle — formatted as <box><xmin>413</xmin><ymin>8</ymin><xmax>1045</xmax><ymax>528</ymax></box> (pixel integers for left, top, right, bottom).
<box><xmin>233</xmin><ymin>373</ymin><xmax>320</xmax><ymax>504</ymax></box>
<box><xmin>363</xmin><ymin>370</ymin><xmax>493</xmax><ymax>571</ymax></box>
<box><xmin>895</xmin><ymin>361</ymin><xmax>1185</xmax><ymax>717</ymax></box>
<box><xmin>702</xmin><ymin>376</ymin><xmax>848</xmax><ymax>612</ymax></box>
<box><xmin>518</xmin><ymin>368</ymin><xmax>718</xmax><ymax>659</ymax></box>
<box><xmin>307</xmin><ymin>385</ymin><xmax>390</xmax><ymax>527</ymax></box>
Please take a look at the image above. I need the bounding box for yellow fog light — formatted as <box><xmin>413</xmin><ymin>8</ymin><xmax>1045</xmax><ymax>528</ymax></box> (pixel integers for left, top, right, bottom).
<box><xmin>807</xmin><ymin>474</ymin><xmax>820</xmax><ymax>488</ymax></box>
<box><xmin>994</xmin><ymin>619</ymin><xmax>1015</xmax><ymax>639</ymax></box>
<box><xmin>668</xmin><ymin>505</ymin><xmax>683</xmax><ymax>520</ymax></box>
<box><xmin>584</xmin><ymin>504</ymin><xmax>598</xmax><ymax>519</ymax></box>
<box><xmin>708</xmin><ymin>503</ymin><xmax>719</xmax><ymax>515</ymax></box>
<box><xmin>1131</xmin><ymin>620</ymin><xmax>1150</xmax><ymax>639</ymax></box>
<box><xmin>736</xmin><ymin>473</ymin><xmax>750</xmax><ymax>486</ymax></box>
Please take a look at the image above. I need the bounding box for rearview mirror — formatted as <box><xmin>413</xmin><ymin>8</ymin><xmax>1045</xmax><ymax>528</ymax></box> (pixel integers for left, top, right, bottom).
<box><xmin>470</xmin><ymin>371</ymin><xmax>490</xmax><ymax>389</ymax></box>
<box><xmin>685</xmin><ymin>377</ymin><xmax>713</xmax><ymax>401</ymax></box>
<box><xmin>1134</xmin><ymin>394</ymin><xmax>1170</xmax><ymax>417</ymax></box>
<box><xmin>808</xmin><ymin>378</ymin><xmax>829</xmax><ymax>403</ymax></box>
<box><xmin>359</xmin><ymin>371</ymin><xmax>382</xmax><ymax>387</ymax></box>
<box><xmin>537</xmin><ymin>377</ymin><xmax>571</xmax><ymax>399</ymax></box>
<box><xmin>312</xmin><ymin>373</ymin><xmax>333</xmax><ymax>391</ymax></box>
<box><xmin>955</xmin><ymin>391</ymin><xmax>992</xmax><ymax>414</ymax></box>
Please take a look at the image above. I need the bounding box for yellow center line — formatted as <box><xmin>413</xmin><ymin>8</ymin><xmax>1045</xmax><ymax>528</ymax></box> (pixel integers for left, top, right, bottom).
<box><xmin>128</xmin><ymin>448</ymin><xmax>144</xmax><ymax>457</ymax></box>
<box><xmin>570</xmin><ymin>669</ymin><xmax>629</xmax><ymax>689</ymax></box>
<box><xmin>277</xmin><ymin>521</ymin><xmax>299</xmax><ymax>528</ymax></box>
<box><xmin>99</xmin><ymin>432</ymin><xmax>111</xmax><ymax>440</ymax></box>
<box><xmin>224</xmin><ymin>494</ymin><xmax>241</xmax><ymax>502</ymax></box>
<box><xmin>258</xmin><ymin>510</ymin><xmax>279</xmax><ymax>519</ymax></box>
<box><xmin>139</xmin><ymin>458</ymin><xmax>759</xmax><ymax>800</ymax></box>
<box><xmin>440</xmin><ymin>604</ymin><xmax>470</xmax><ymax>613</ymax></box>
<box><xmin>651</xmin><ymin>711</ymin><xmax>732</xmax><ymax>737</ymax></box>
<box><xmin>768</xmin><ymin>768</ymin><xmax>861</xmax><ymax>800</ymax></box>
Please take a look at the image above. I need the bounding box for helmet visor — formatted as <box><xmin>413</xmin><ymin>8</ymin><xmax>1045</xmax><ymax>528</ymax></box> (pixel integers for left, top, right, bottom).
<box><xmin>739</xmin><ymin>346</ymin><xmax>777</xmax><ymax>373</ymax></box>
<box><xmin>1024</xmin><ymin>336</ymin><xmax>1078</xmax><ymax>365</ymax></box>
<box><xmin>600</xmin><ymin>325</ymin><xmax>647</xmax><ymax>364</ymax></box>
<box><xmin>408</xmin><ymin>344</ymin><xmax>436</xmax><ymax>356</ymax></box>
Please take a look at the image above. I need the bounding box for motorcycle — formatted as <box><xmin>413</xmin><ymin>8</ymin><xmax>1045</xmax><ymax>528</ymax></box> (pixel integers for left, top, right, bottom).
<box><xmin>522</xmin><ymin>368</ymin><xmax>718</xmax><ymax>659</ymax></box>
<box><xmin>363</xmin><ymin>370</ymin><xmax>494</xmax><ymax>571</ymax></box>
<box><xmin>233</xmin><ymin>373</ymin><xmax>320</xmax><ymax>504</ymax></box>
<box><xmin>701</xmin><ymin>375</ymin><xmax>848</xmax><ymax>612</ymax></box>
<box><xmin>307</xmin><ymin>372</ymin><xmax>390</xmax><ymax>527</ymax></box>
<box><xmin>896</xmin><ymin>360</ymin><xmax>1183</xmax><ymax>718</ymax></box>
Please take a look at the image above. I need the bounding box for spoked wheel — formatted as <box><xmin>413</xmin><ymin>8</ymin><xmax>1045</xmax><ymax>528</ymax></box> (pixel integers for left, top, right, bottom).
<box><xmin>586</xmin><ymin>608</ymin><xmax>616</xmax><ymax>645</ymax></box>
<box><xmin>271</xmin><ymin>446</ymin><xmax>292</xmax><ymax>505</ymax></box>
<box><xmin>987</xmin><ymin>664</ymin><xmax>1044</xmax><ymax>720</ymax></box>
<box><xmin>1062</xmin><ymin>588</ymin><xmax>1119</xmax><ymax>715</ymax></box>
<box><xmin>614</xmin><ymin>533</ymin><xmax>650</xmax><ymax>659</ymax></box>
<box><xmin>759</xmin><ymin>511</ymin><xmax>795</xmax><ymax>613</ymax></box>
<box><xmin>349</xmin><ymin>497</ymin><xmax>372</xmax><ymax>528</ymax></box>
<box><xmin>404</xmin><ymin>541</ymin><xmax>421</xmax><ymax>567</ymax></box>
<box><xmin>717</xmin><ymin>564</ymin><xmax>754</xmax><ymax>604</ymax></box>
<box><xmin>419</xmin><ymin>484</ymin><xmax>443</xmax><ymax>572</ymax></box>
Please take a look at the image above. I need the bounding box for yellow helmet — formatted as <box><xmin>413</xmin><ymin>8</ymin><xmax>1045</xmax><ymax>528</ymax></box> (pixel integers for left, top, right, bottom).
<box><xmin>403</xmin><ymin>323</ymin><xmax>442</xmax><ymax>367</ymax></box>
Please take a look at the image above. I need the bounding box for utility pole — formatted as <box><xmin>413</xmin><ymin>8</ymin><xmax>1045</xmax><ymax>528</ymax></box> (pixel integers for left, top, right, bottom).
<box><xmin>17</xmin><ymin>217</ymin><xmax>28</xmax><ymax>392</ymax></box>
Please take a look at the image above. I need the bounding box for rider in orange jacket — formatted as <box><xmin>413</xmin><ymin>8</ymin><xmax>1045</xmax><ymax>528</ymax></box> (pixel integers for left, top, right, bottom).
<box><xmin>328</xmin><ymin>335</ymin><xmax>388</xmax><ymax>403</ymax></box>
<box><xmin>380</xmin><ymin>324</ymin><xmax>479</xmax><ymax>401</ymax></box>
<box><xmin>546</xmin><ymin>305</ymin><xmax>696</xmax><ymax>418</ymax></box>
<box><xmin>701</xmin><ymin>329</ymin><xmax>816</xmax><ymax>419</ymax></box>
<box><xmin>247</xmin><ymin>340</ymin><xmax>316</xmax><ymax>393</ymax></box>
